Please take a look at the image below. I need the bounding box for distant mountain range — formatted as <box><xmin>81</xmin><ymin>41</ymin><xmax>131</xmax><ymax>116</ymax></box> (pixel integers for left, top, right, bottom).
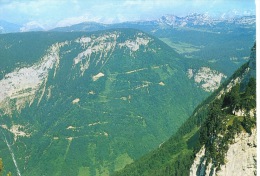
<box><xmin>51</xmin><ymin>14</ymin><xmax>255</xmax><ymax>32</ymax></box>
<box><xmin>50</xmin><ymin>13</ymin><xmax>255</xmax><ymax>79</ymax></box>
<box><xmin>0</xmin><ymin>13</ymin><xmax>256</xmax><ymax>34</ymax></box>
<box><xmin>0</xmin><ymin>20</ymin><xmax>44</xmax><ymax>34</ymax></box>
<box><xmin>0</xmin><ymin>12</ymin><xmax>256</xmax><ymax>176</ymax></box>
<box><xmin>158</xmin><ymin>13</ymin><xmax>255</xmax><ymax>28</ymax></box>
<box><xmin>0</xmin><ymin>20</ymin><xmax>22</xmax><ymax>33</ymax></box>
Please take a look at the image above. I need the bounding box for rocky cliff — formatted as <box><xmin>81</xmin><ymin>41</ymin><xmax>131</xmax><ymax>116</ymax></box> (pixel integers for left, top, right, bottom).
<box><xmin>190</xmin><ymin>129</ymin><xmax>256</xmax><ymax>176</ymax></box>
<box><xmin>114</xmin><ymin>43</ymin><xmax>256</xmax><ymax>176</ymax></box>
<box><xmin>216</xmin><ymin>129</ymin><xmax>257</xmax><ymax>176</ymax></box>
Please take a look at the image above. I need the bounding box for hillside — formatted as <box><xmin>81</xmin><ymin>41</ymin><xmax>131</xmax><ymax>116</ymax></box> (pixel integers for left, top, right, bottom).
<box><xmin>52</xmin><ymin>14</ymin><xmax>256</xmax><ymax>77</ymax></box>
<box><xmin>114</xmin><ymin>43</ymin><xmax>256</xmax><ymax>176</ymax></box>
<box><xmin>0</xmin><ymin>29</ymin><xmax>210</xmax><ymax>175</ymax></box>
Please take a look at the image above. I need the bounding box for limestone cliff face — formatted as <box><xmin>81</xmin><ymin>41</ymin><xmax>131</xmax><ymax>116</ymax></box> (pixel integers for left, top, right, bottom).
<box><xmin>190</xmin><ymin>146</ymin><xmax>209</xmax><ymax>176</ymax></box>
<box><xmin>216</xmin><ymin>129</ymin><xmax>257</xmax><ymax>176</ymax></box>
<box><xmin>190</xmin><ymin>129</ymin><xmax>257</xmax><ymax>176</ymax></box>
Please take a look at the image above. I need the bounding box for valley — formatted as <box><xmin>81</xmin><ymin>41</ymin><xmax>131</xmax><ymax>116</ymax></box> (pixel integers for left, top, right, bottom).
<box><xmin>0</xmin><ymin>29</ymin><xmax>208</xmax><ymax>175</ymax></box>
<box><xmin>0</xmin><ymin>9</ymin><xmax>256</xmax><ymax>176</ymax></box>
<box><xmin>115</xmin><ymin>43</ymin><xmax>256</xmax><ymax>176</ymax></box>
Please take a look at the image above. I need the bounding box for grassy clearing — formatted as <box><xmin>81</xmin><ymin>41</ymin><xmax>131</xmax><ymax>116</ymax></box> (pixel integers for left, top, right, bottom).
<box><xmin>114</xmin><ymin>153</ymin><xmax>134</xmax><ymax>172</ymax></box>
<box><xmin>78</xmin><ymin>167</ymin><xmax>90</xmax><ymax>176</ymax></box>
<box><xmin>226</xmin><ymin>115</ymin><xmax>244</xmax><ymax>126</ymax></box>
<box><xmin>159</xmin><ymin>38</ymin><xmax>202</xmax><ymax>54</ymax></box>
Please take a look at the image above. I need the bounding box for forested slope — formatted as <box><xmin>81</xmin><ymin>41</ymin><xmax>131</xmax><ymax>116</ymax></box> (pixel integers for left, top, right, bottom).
<box><xmin>114</xmin><ymin>43</ymin><xmax>256</xmax><ymax>176</ymax></box>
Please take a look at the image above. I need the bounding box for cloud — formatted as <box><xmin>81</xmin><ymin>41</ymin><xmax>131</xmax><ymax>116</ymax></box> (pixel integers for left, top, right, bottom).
<box><xmin>55</xmin><ymin>14</ymin><xmax>96</xmax><ymax>27</ymax></box>
<box><xmin>20</xmin><ymin>21</ymin><xmax>44</xmax><ymax>32</ymax></box>
<box><xmin>1</xmin><ymin>0</ymin><xmax>57</xmax><ymax>14</ymax></box>
<box><xmin>0</xmin><ymin>0</ymin><xmax>256</xmax><ymax>29</ymax></box>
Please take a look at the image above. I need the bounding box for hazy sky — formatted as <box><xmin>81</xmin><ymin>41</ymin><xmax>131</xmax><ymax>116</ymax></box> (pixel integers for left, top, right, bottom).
<box><xmin>0</xmin><ymin>0</ymin><xmax>256</xmax><ymax>30</ymax></box>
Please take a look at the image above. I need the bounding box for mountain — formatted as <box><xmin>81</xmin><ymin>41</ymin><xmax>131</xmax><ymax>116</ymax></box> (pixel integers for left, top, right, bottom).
<box><xmin>53</xmin><ymin>22</ymin><xmax>109</xmax><ymax>32</ymax></box>
<box><xmin>1</xmin><ymin>13</ymin><xmax>256</xmax><ymax>78</ymax></box>
<box><xmin>157</xmin><ymin>14</ymin><xmax>256</xmax><ymax>28</ymax></box>
<box><xmin>0</xmin><ymin>29</ymin><xmax>210</xmax><ymax>175</ymax></box>
<box><xmin>52</xmin><ymin>14</ymin><xmax>256</xmax><ymax>33</ymax></box>
<box><xmin>51</xmin><ymin>14</ymin><xmax>256</xmax><ymax>78</ymax></box>
<box><xmin>114</xmin><ymin>43</ymin><xmax>256</xmax><ymax>176</ymax></box>
<box><xmin>19</xmin><ymin>22</ymin><xmax>45</xmax><ymax>32</ymax></box>
<box><xmin>0</xmin><ymin>20</ymin><xmax>44</xmax><ymax>33</ymax></box>
<box><xmin>0</xmin><ymin>20</ymin><xmax>22</xmax><ymax>34</ymax></box>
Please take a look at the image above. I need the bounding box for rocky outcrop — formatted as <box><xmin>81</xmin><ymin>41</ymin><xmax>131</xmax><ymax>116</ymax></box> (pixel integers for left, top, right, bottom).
<box><xmin>0</xmin><ymin>42</ymin><xmax>67</xmax><ymax>115</ymax></box>
<box><xmin>216</xmin><ymin>129</ymin><xmax>257</xmax><ymax>176</ymax></box>
<box><xmin>190</xmin><ymin>146</ymin><xmax>211</xmax><ymax>176</ymax></box>
<box><xmin>187</xmin><ymin>67</ymin><xmax>227</xmax><ymax>92</ymax></box>
<box><xmin>232</xmin><ymin>109</ymin><xmax>256</xmax><ymax>117</ymax></box>
<box><xmin>190</xmin><ymin>129</ymin><xmax>257</xmax><ymax>176</ymax></box>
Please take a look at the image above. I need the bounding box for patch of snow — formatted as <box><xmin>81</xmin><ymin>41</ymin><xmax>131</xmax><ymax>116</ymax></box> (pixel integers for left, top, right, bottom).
<box><xmin>72</xmin><ymin>98</ymin><xmax>80</xmax><ymax>104</ymax></box>
<box><xmin>104</xmin><ymin>132</ymin><xmax>108</xmax><ymax>137</ymax></box>
<box><xmin>159</xmin><ymin>82</ymin><xmax>165</xmax><ymax>86</ymax></box>
<box><xmin>88</xmin><ymin>121</ymin><xmax>108</xmax><ymax>126</ymax></box>
<box><xmin>92</xmin><ymin>72</ymin><xmax>104</xmax><ymax>81</ymax></box>
<box><xmin>67</xmin><ymin>126</ymin><xmax>76</xmax><ymax>130</ymax></box>
<box><xmin>120</xmin><ymin>97</ymin><xmax>128</xmax><ymax>101</ymax></box>
<box><xmin>88</xmin><ymin>90</ymin><xmax>95</xmax><ymax>95</ymax></box>
<box><xmin>126</xmin><ymin>68</ymin><xmax>147</xmax><ymax>74</ymax></box>
<box><xmin>66</xmin><ymin>137</ymin><xmax>73</xmax><ymax>141</ymax></box>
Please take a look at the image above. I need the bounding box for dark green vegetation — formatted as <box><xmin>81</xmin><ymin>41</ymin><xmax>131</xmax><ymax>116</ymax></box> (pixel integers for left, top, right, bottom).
<box><xmin>114</xmin><ymin>43</ymin><xmax>256</xmax><ymax>176</ymax></box>
<box><xmin>0</xmin><ymin>29</ymin><xmax>208</xmax><ymax>175</ymax></box>
<box><xmin>199</xmin><ymin>78</ymin><xmax>256</xmax><ymax>171</ymax></box>
<box><xmin>0</xmin><ymin>15</ymin><xmax>255</xmax><ymax>175</ymax></box>
<box><xmin>155</xmin><ymin>27</ymin><xmax>254</xmax><ymax>76</ymax></box>
<box><xmin>52</xmin><ymin>15</ymin><xmax>256</xmax><ymax>77</ymax></box>
<box><xmin>0</xmin><ymin>31</ymin><xmax>91</xmax><ymax>79</ymax></box>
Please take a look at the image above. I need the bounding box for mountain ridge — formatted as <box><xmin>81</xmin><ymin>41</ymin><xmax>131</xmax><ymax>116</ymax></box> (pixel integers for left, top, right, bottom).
<box><xmin>114</xmin><ymin>43</ymin><xmax>256</xmax><ymax>176</ymax></box>
<box><xmin>51</xmin><ymin>14</ymin><xmax>255</xmax><ymax>32</ymax></box>
<box><xmin>49</xmin><ymin>14</ymin><xmax>255</xmax><ymax>81</ymax></box>
<box><xmin>0</xmin><ymin>13</ymin><xmax>255</xmax><ymax>34</ymax></box>
<box><xmin>0</xmin><ymin>28</ymin><xmax>209</xmax><ymax>175</ymax></box>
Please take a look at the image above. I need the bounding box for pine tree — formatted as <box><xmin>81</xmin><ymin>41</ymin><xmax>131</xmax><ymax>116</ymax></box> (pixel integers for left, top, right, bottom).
<box><xmin>230</xmin><ymin>84</ymin><xmax>241</xmax><ymax>111</ymax></box>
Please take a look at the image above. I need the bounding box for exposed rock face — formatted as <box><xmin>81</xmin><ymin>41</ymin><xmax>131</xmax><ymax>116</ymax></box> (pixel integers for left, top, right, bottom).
<box><xmin>232</xmin><ymin>109</ymin><xmax>256</xmax><ymax>117</ymax></box>
<box><xmin>189</xmin><ymin>129</ymin><xmax>257</xmax><ymax>176</ymax></box>
<box><xmin>0</xmin><ymin>31</ymin><xmax>153</xmax><ymax>116</ymax></box>
<box><xmin>0</xmin><ymin>42</ymin><xmax>67</xmax><ymax>115</ymax></box>
<box><xmin>216</xmin><ymin>129</ymin><xmax>257</xmax><ymax>176</ymax></box>
<box><xmin>190</xmin><ymin>146</ymin><xmax>207</xmax><ymax>176</ymax></box>
<box><xmin>187</xmin><ymin>67</ymin><xmax>227</xmax><ymax>92</ymax></box>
